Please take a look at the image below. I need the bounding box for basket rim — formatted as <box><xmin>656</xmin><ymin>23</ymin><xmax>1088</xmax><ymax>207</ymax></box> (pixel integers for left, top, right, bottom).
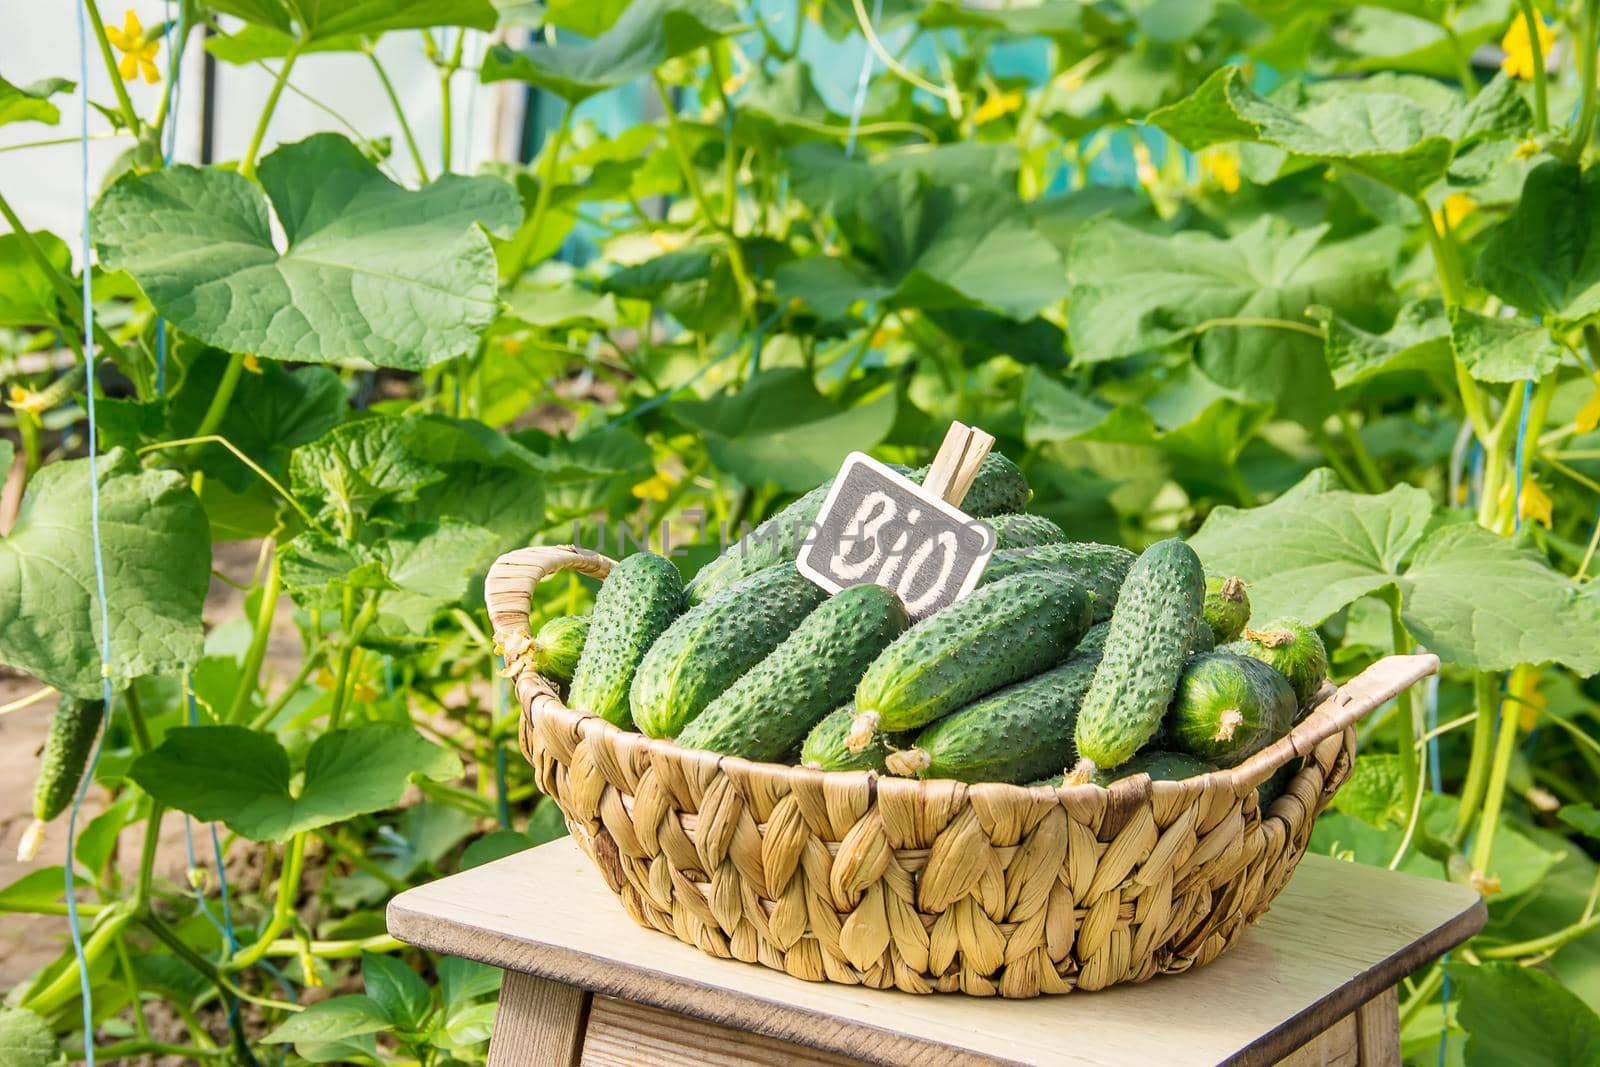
<box><xmin>487</xmin><ymin>544</ymin><xmax>1439</xmax><ymax>805</ymax></box>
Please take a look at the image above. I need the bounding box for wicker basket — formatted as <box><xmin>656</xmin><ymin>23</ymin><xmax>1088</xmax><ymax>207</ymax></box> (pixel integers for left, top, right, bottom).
<box><xmin>487</xmin><ymin>545</ymin><xmax>1439</xmax><ymax>997</ymax></box>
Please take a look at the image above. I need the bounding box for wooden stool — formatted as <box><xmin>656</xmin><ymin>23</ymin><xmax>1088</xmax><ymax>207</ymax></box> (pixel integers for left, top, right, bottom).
<box><xmin>388</xmin><ymin>839</ymin><xmax>1483</xmax><ymax>1066</ymax></box>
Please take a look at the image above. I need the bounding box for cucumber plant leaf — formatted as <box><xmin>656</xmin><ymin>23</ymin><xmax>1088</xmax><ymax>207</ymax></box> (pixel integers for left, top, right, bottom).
<box><xmin>0</xmin><ymin>75</ymin><xmax>73</xmax><ymax>128</ymax></box>
<box><xmin>1067</xmin><ymin>217</ymin><xmax>1395</xmax><ymax>422</ymax></box>
<box><xmin>0</xmin><ymin>230</ymin><xmax>71</xmax><ymax>327</ymax></box>
<box><xmin>1447</xmin><ymin>961</ymin><xmax>1600</xmax><ymax>1067</ymax></box>
<box><xmin>91</xmin><ymin>134</ymin><xmax>520</xmax><ymax>371</ymax></box>
<box><xmin>361</xmin><ymin>954</ymin><xmax>431</xmax><ymax>1031</ymax></box>
<box><xmin>262</xmin><ymin>995</ymin><xmax>393</xmax><ymax>1043</ymax></box>
<box><xmin>1475</xmin><ymin>162</ymin><xmax>1600</xmax><ymax>331</ymax></box>
<box><xmin>0</xmin><ymin>448</ymin><xmax>210</xmax><ymax>697</ymax></box>
<box><xmin>207</xmin><ymin>0</ymin><xmax>496</xmax><ymax>40</ymax></box>
<box><xmin>480</xmin><ymin>0</ymin><xmax>741</xmax><ymax>102</ymax></box>
<box><xmin>1191</xmin><ymin>470</ymin><xmax>1600</xmax><ymax>673</ymax></box>
<box><xmin>1448</xmin><ymin>307</ymin><xmax>1564</xmax><ymax>384</ymax></box>
<box><xmin>671</xmin><ymin>368</ymin><xmax>897</xmax><ymax>491</ymax></box>
<box><xmin>129</xmin><ymin>724</ymin><xmax>462</xmax><ymax>842</ymax></box>
<box><xmin>1311</xmin><ymin>299</ymin><xmax>1450</xmax><ymax>389</ymax></box>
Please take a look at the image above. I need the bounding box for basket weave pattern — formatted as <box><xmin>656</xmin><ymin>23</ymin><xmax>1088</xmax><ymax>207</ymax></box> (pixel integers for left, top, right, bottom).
<box><xmin>489</xmin><ymin>545</ymin><xmax>1438</xmax><ymax>997</ymax></box>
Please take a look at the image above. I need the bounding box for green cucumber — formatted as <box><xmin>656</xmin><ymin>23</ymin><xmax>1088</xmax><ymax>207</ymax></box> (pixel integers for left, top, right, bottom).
<box><xmin>851</xmin><ymin>572</ymin><xmax>1096</xmax><ymax>748</ymax></box>
<box><xmin>676</xmin><ymin>584</ymin><xmax>909</xmax><ymax>762</ymax></box>
<box><xmin>986</xmin><ymin>513</ymin><xmax>1064</xmax><ymax>550</ymax></box>
<box><xmin>1202</xmin><ymin>575</ymin><xmax>1251</xmax><ymax>644</ymax></box>
<box><xmin>20</xmin><ymin>696</ymin><xmax>107</xmax><ymax>862</ymax></box>
<box><xmin>887</xmin><ymin>623</ymin><xmax>1110</xmax><ymax>784</ymax></box>
<box><xmin>978</xmin><ymin>541</ymin><xmax>1133</xmax><ymax>622</ymax></box>
<box><xmin>1189</xmin><ymin>616</ymin><xmax>1217</xmax><ymax>654</ymax></box>
<box><xmin>630</xmin><ymin>563</ymin><xmax>825</xmax><ymax>738</ymax></box>
<box><xmin>800</xmin><ymin>704</ymin><xmax>910</xmax><ymax>772</ymax></box>
<box><xmin>920</xmin><ymin>451</ymin><xmax>1031</xmax><ymax>517</ymax></box>
<box><xmin>1223</xmin><ymin>618</ymin><xmax>1329</xmax><ymax>706</ymax></box>
<box><xmin>1092</xmin><ymin>750</ymin><xmax>1216</xmax><ymax>786</ymax></box>
<box><xmin>1166</xmin><ymin>652</ymin><xmax>1297</xmax><ymax>765</ymax></box>
<box><xmin>1072</xmin><ymin>538</ymin><xmax>1206</xmax><ymax>771</ymax></box>
<box><xmin>530</xmin><ymin>614</ymin><xmax>589</xmax><ymax>684</ymax></box>
<box><xmin>567</xmin><ymin>553</ymin><xmax>684</xmax><ymax>728</ymax></box>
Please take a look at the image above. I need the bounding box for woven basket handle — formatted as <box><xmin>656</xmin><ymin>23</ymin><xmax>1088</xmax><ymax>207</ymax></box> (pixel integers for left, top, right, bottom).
<box><xmin>1221</xmin><ymin>652</ymin><xmax>1440</xmax><ymax>794</ymax></box>
<box><xmin>485</xmin><ymin>545</ymin><xmax>617</xmax><ymax>666</ymax></box>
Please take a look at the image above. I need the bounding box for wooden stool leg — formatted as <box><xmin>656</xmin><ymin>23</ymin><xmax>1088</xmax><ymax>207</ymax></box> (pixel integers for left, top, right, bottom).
<box><xmin>487</xmin><ymin>970</ymin><xmax>592</xmax><ymax>1067</ymax></box>
<box><xmin>1354</xmin><ymin>987</ymin><xmax>1400</xmax><ymax>1066</ymax></box>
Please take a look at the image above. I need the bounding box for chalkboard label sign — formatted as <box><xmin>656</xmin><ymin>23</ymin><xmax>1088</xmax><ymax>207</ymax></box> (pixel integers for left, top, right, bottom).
<box><xmin>796</xmin><ymin>452</ymin><xmax>995</xmax><ymax>619</ymax></box>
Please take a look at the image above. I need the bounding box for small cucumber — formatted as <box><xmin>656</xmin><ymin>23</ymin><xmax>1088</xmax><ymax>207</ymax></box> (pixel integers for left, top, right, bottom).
<box><xmin>567</xmin><ymin>553</ymin><xmax>684</xmax><ymax>728</ymax></box>
<box><xmin>530</xmin><ymin>614</ymin><xmax>589</xmax><ymax>683</ymax></box>
<box><xmin>1092</xmin><ymin>750</ymin><xmax>1216</xmax><ymax>786</ymax></box>
<box><xmin>1189</xmin><ymin>616</ymin><xmax>1217</xmax><ymax>654</ymax></box>
<box><xmin>20</xmin><ymin>696</ymin><xmax>107</xmax><ymax>862</ymax></box>
<box><xmin>986</xmin><ymin>513</ymin><xmax>1065</xmax><ymax>550</ymax></box>
<box><xmin>851</xmin><ymin>572</ymin><xmax>1095</xmax><ymax>747</ymax></box>
<box><xmin>1223</xmin><ymin>617</ymin><xmax>1329</xmax><ymax>706</ymax></box>
<box><xmin>1072</xmin><ymin>538</ymin><xmax>1206</xmax><ymax>771</ymax></box>
<box><xmin>676</xmin><ymin>584</ymin><xmax>909</xmax><ymax>762</ymax></box>
<box><xmin>887</xmin><ymin>623</ymin><xmax>1109</xmax><ymax>784</ymax></box>
<box><xmin>630</xmin><ymin>563</ymin><xmax>825</xmax><ymax>738</ymax></box>
<box><xmin>800</xmin><ymin>704</ymin><xmax>910</xmax><ymax>772</ymax></box>
<box><xmin>1203</xmin><ymin>575</ymin><xmax>1251</xmax><ymax>644</ymax></box>
<box><xmin>683</xmin><ymin>454</ymin><xmax>1026</xmax><ymax>605</ymax></box>
<box><xmin>978</xmin><ymin>541</ymin><xmax>1133</xmax><ymax>622</ymax></box>
<box><xmin>1166</xmin><ymin>652</ymin><xmax>1297</xmax><ymax>765</ymax></box>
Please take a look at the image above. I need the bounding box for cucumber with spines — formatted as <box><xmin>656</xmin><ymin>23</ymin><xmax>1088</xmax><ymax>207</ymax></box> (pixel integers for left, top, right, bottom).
<box><xmin>977</xmin><ymin>541</ymin><xmax>1133</xmax><ymax>622</ymax></box>
<box><xmin>676</xmin><ymin>584</ymin><xmax>909</xmax><ymax>762</ymax></box>
<box><xmin>850</xmin><ymin>572</ymin><xmax>1095</xmax><ymax>749</ymax></box>
<box><xmin>530</xmin><ymin>614</ymin><xmax>589</xmax><ymax>683</ymax></box>
<box><xmin>1072</xmin><ymin>538</ymin><xmax>1206</xmax><ymax>771</ymax></box>
<box><xmin>1091</xmin><ymin>750</ymin><xmax>1216</xmax><ymax>786</ymax></box>
<box><xmin>631</xmin><ymin>563</ymin><xmax>825</xmax><ymax>738</ymax></box>
<box><xmin>986</xmin><ymin>513</ymin><xmax>1065</xmax><ymax>550</ymax></box>
<box><xmin>800</xmin><ymin>704</ymin><xmax>910</xmax><ymax>772</ymax></box>
<box><xmin>1165</xmin><ymin>652</ymin><xmax>1296</xmax><ymax>765</ymax></box>
<box><xmin>567</xmin><ymin>553</ymin><xmax>684</xmax><ymax>728</ymax></box>
<box><xmin>1222</xmin><ymin>617</ymin><xmax>1329</xmax><ymax>707</ymax></box>
<box><xmin>1202</xmin><ymin>575</ymin><xmax>1251</xmax><ymax>644</ymax></box>
<box><xmin>19</xmin><ymin>697</ymin><xmax>106</xmax><ymax>862</ymax></box>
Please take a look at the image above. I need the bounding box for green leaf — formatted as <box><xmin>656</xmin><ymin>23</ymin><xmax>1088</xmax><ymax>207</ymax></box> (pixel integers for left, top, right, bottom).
<box><xmin>0</xmin><ymin>868</ymin><xmax>77</xmax><ymax>914</ymax></box>
<box><xmin>1311</xmin><ymin>299</ymin><xmax>1450</xmax><ymax>389</ymax></box>
<box><xmin>1067</xmin><ymin>218</ymin><xmax>1395</xmax><ymax>422</ymax></box>
<box><xmin>1332</xmin><ymin>754</ymin><xmax>1408</xmax><ymax>829</ymax></box>
<box><xmin>1476</xmin><ymin>161</ymin><xmax>1600</xmax><ymax>331</ymax></box>
<box><xmin>1190</xmin><ymin>471</ymin><xmax>1600</xmax><ymax>673</ymax></box>
<box><xmin>480</xmin><ymin>0</ymin><xmax>741</xmax><ymax>102</ymax></box>
<box><xmin>0</xmin><ymin>1006</ymin><xmax>60</xmax><ymax>1067</ymax></box>
<box><xmin>0</xmin><ymin>231</ymin><xmax>70</xmax><ymax>327</ymax></box>
<box><xmin>92</xmin><ymin>134</ymin><xmax>520</xmax><ymax>371</ymax></box>
<box><xmin>671</xmin><ymin>369</ymin><xmax>897</xmax><ymax>491</ymax></box>
<box><xmin>208</xmin><ymin>0</ymin><xmax>496</xmax><ymax>41</ymax></box>
<box><xmin>263</xmin><ymin>995</ymin><xmax>394</xmax><ymax>1043</ymax></box>
<box><xmin>0</xmin><ymin>76</ymin><xmax>73</xmax><ymax>128</ymax></box>
<box><xmin>204</xmin><ymin>26</ymin><xmax>365</xmax><ymax>63</ymax></box>
<box><xmin>0</xmin><ymin>449</ymin><xmax>210</xmax><ymax>697</ymax></box>
<box><xmin>1447</xmin><ymin>307</ymin><xmax>1564</xmax><ymax>383</ymax></box>
<box><xmin>1559</xmin><ymin>803</ymin><xmax>1600</xmax><ymax>839</ymax></box>
<box><xmin>777</xmin><ymin>169</ymin><xmax>1066</xmax><ymax>320</ymax></box>
<box><xmin>362</xmin><ymin>954</ymin><xmax>431</xmax><ymax>1031</ymax></box>
<box><xmin>129</xmin><ymin>724</ymin><xmax>462</xmax><ymax>841</ymax></box>
<box><xmin>1448</xmin><ymin>961</ymin><xmax>1600</xmax><ymax>1066</ymax></box>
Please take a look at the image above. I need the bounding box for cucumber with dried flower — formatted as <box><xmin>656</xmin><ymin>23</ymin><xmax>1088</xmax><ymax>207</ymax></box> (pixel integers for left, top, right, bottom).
<box><xmin>1202</xmin><ymin>575</ymin><xmax>1251</xmax><ymax>644</ymax></box>
<box><xmin>18</xmin><ymin>697</ymin><xmax>106</xmax><ymax>861</ymax></box>
<box><xmin>1222</xmin><ymin>618</ymin><xmax>1329</xmax><ymax>706</ymax></box>
<box><xmin>530</xmin><ymin>614</ymin><xmax>589</xmax><ymax>683</ymax></box>
<box><xmin>1165</xmin><ymin>652</ymin><xmax>1297</xmax><ymax>765</ymax></box>
<box><xmin>801</xmin><ymin>704</ymin><xmax>910</xmax><ymax>772</ymax></box>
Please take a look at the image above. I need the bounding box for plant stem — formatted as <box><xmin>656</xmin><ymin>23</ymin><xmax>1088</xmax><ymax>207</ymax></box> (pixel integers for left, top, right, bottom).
<box><xmin>229</xmin><ymin>833</ymin><xmax>307</xmax><ymax>971</ymax></box>
<box><xmin>83</xmin><ymin>0</ymin><xmax>142</xmax><ymax>134</ymax></box>
<box><xmin>263</xmin><ymin>933</ymin><xmax>403</xmax><ymax>959</ymax></box>
<box><xmin>240</xmin><ymin>43</ymin><xmax>303</xmax><ymax>177</ymax></box>
<box><xmin>1567</xmin><ymin>0</ymin><xmax>1600</xmax><ymax>161</ymax></box>
<box><xmin>134</xmin><ymin>805</ymin><xmax>164</xmax><ymax>910</ymax></box>
<box><xmin>329</xmin><ymin>594</ymin><xmax>379</xmax><ymax>728</ymax></box>
<box><xmin>184</xmin><ymin>353</ymin><xmax>247</xmax><ymax>462</ymax></box>
<box><xmin>1388</xmin><ymin>595</ymin><xmax>1420</xmax><ymax>802</ymax></box>
<box><xmin>1339</xmin><ymin>411</ymin><xmax>1386</xmax><ymax>492</ymax></box>
<box><xmin>1450</xmin><ymin>671</ymin><xmax>1501</xmax><ymax>846</ymax></box>
<box><xmin>1415</xmin><ymin>195</ymin><xmax>1467</xmax><ymax>306</ymax></box>
<box><xmin>23</xmin><ymin>905</ymin><xmax>135</xmax><ymax>1015</ymax></box>
<box><xmin>1309</xmin><ymin>425</ymin><xmax>1366</xmax><ymax>491</ymax></box>
<box><xmin>439</xmin><ymin>30</ymin><xmax>466</xmax><ymax>171</ymax></box>
<box><xmin>1519</xmin><ymin>0</ymin><xmax>1551</xmax><ymax>132</ymax></box>
<box><xmin>0</xmin><ymin>189</ymin><xmax>132</xmax><ymax>366</ymax></box>
<box><xmin>251</xmin><ymin>647</ymin><xmax>324</xmax><ymax>730</ymax></box>
<box><xmin>1470</xmin><ymin>664</ymin><xmax>1536</xmax><ymax>879</ymax></box>
<box><xmin>503</xmin><ymin>103</ymin><xmax>573</xmax><ymax>283</ymax></box>
<box><xmin>0</xmin><ymin>684</ymin><xmax>56</xmax><ymax>717</ymax></box>
<box><xmin>367</xmin><ymin>49</ymin><xmax>429</xmax><ymax>181</ymax></box>
<box><xmin>225</xmin><ymin>551</ymin><xmax>280</xmax><ymax>725</ymax></box>
<box><xmin>1478</xmin><ymin>911</ymin><xmax>1600</xmax><ymax>959</ymax></box>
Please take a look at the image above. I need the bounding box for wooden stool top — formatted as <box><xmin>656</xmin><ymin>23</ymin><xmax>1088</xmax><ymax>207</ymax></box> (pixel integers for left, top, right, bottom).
<box><xmin>388</xmin><ymin>839</ymin><xmax>1483</xmax><ymax>1066</ymax></box>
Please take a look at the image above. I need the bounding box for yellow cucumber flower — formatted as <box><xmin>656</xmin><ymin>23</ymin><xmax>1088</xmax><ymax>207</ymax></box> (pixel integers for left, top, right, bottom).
<box><xmin>973</xmin><ymin>89</ymin><xmax>1022</xmax><ymax>126</ymax></box>
<box><xmin>1432</xmin><ymin>193</ymin><xmax>1475</xmax><ymax>232</ymax></box>
<box><xmin>1576</xmin><ymin>376</ymin><xmax>1600</xmax><ymax>434</ymax></box>
<box><xmin>1199</xmin><ymin>147</ymin><xmax>1241</xmax><ymax>194</ymax></box>
<box><xmin>1501</xmin><ymin>14</ymin><xmax>1555</xmax><ymax>81</ymax></box>
<box><xmin>106</xmin><ymin>9</ymin><xmax>161</xmax><ymax>85</ymax></box>
<box><xmin>631</xmin><ymin>470</ymin><xmax>678</xmax><ymax>502</ymax></box>
<box><xmin>1518</xmin><ymin>479</ymin><xmax>1553</xmax><ymax>529</ymax></box>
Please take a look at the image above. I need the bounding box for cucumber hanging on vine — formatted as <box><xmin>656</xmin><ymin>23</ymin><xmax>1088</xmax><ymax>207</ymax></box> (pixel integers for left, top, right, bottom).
<box><xmin>18</xmin><ymin>696</ymin><xmax>107</xmax><ymax>862</ymax></box>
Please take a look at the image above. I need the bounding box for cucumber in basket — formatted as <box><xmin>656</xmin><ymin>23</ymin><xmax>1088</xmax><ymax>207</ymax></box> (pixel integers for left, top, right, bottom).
<box><xmin>631</xmin><ymin>563</ymin><xmax>825</xmax><ymax>738</ymax></box>
<box><xmin>1072</xmin><ymin>538</ymin><xmax>1206</xmax><ymax>771</ymax></box>
<box><xmin>801</xmin><ymin>704</ymin><xmax>910</xmax><ymax>773</ymax></box>
<box><xmin>684</xmin><ymin>453</ymin><xmax>1030</xmax><ymax>604</ymax></box>
<box><xmin>1202</xmin><ymin>575</ymin><xmax>1251</xmax><ymax>644</ymax></box>
<box><xmin>978</xmin><ymin>541</ymin><xmax>1134</xmax><ymax>622</ymax></box>
<box><xmin>530</xmin><ymin>614</ymin><xmax>589</xmax><ymax>684</ymax></box>
<box><xmin>1165</xmin><ymin>651</ymin><xmax>1297</xmax><ymax>765</ymax></box>
<box><xmin>986</xmin><ymin>512</ymin><xmax>1065</xmax><ymax>550</ymax></box>
<box><xmin>885</xmin><ymin>623</ymin><xmax>1109</xmax><ymax>783</ymax></box>
<box><xmin>1222</xmin><ymin>618</ymin><xmax>1329</xmax><ymax>707</ymax></box>
<box><xmin>675</xmin><ymin>584</ymin><xmax>909</xmax><ymax>762</ymax></box>
<box><xmin>567</xmin><ymin>553</ymin><xmax>684</xmax><ymax>728</ymax></box>
<box><xmin>848</xmin><ymin>572</ymin><xmax>1095</xmax><ymax>751</ymax></box>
